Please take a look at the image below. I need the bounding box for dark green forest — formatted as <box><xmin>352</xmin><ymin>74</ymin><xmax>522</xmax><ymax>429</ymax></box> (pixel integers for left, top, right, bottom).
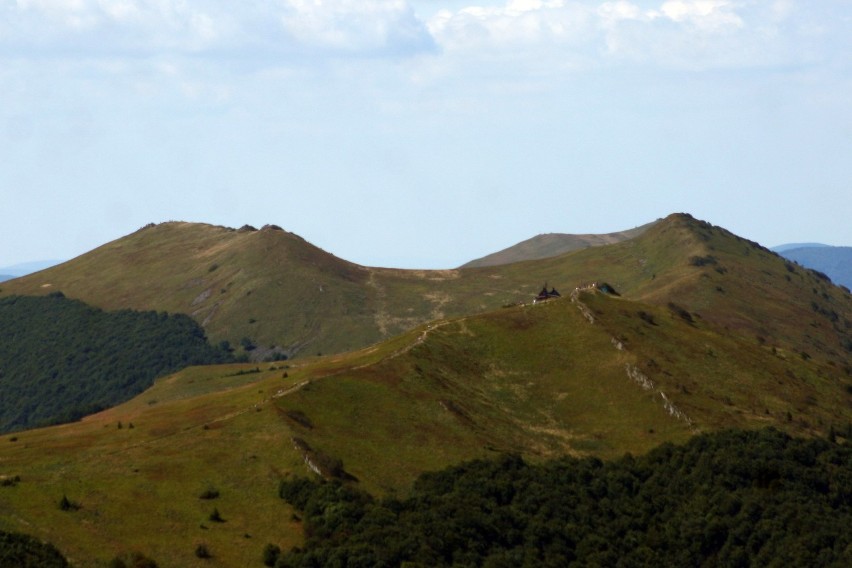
<box><xmin>0</xmin><ymin>530</ymin><xmax>69</xmax><ymax>568</ymax></box>
<box><xmin>276</xmin><ymin>428</ymin><xmax>852</xmax><ymax>567</ymax></box>
<box><xmin>0</xmin><ymin>293</ymin><xmax>233</xmax><ymax>433</ymax></box>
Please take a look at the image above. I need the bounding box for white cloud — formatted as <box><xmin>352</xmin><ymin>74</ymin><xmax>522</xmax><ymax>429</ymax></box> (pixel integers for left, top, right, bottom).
<box><xmin>279</xmin><ymin>0</ymin><xmax>434</xmax><ymax>54</ymax></box>
<box><xmin>1</xmin><ymin>0</ymin><xmax>844</xmax><ymax>71</ymax></box>
<box><xmin>425</xmin><ymin>0</ymin><xmax>751</xmax><ymax>58</ymax></box>
<box><xmin>427</xmin><ymin>1</ymin><xmax>596</xmax><ymax>50</ymax></box>
<box><xmin>598</xmin><ymin>1</ymin><xmax>645</xmax><ymax>23</ymax></box>
<box><xmin>1</xmin><ymin>0</ymin><xmax>848</xmax><ymax>98</ymax></box>
<box><xmin>656</xmin><ymin>1</ymin><xmax>743</xmax><ymax>31</ymax></box>
<box><xmin>2</xmin><ymin>0</ymin><xmax>435</xmax><ymax>56</ymax></box>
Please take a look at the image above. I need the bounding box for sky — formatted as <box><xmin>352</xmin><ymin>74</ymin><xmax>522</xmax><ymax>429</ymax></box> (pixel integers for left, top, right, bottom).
<box><xmin>1</xmin><ymin>0</ymin><xmax>850</xmax><ymax>269</ymax></box>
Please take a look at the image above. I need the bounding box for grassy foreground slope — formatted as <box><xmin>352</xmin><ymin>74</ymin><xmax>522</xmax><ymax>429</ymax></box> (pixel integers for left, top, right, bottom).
<box><xmin>1</xmin><ymin>285</ymin><xmax>850</xmax><ymax>566</ymax></box>
<box><xmin>2</xmin><ymin>215</ymin><xmax>851</xmax><ymax>371</ymax></box>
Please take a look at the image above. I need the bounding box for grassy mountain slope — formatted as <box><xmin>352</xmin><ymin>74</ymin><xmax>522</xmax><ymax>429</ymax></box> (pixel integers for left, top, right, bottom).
<box><xmin>1</xmin><ymin>214</ymin><xmax>850</xmax><ymax>566</ymax></box>
<box><xmin>1</xmin><ymin>283</ymin><xmax>850</xmax><ymax>566</ymax></box>
<box><xmin>459</xmin><ymin>220</ymin><xmax>659</xmax><ymax>268</ymax></box>
<box><xmin>1</xmin><ymin>223</ymin><xmax>378</xmax><ymax>357</ymax></box>
<box><xmin>2</xmin><ymin>214</ymin><xmax>850</xmax><ymax>374</ymax></box>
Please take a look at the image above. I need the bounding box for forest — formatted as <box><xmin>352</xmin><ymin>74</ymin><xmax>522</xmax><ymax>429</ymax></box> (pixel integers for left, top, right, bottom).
<box><xmin>0</xmin><ymin>530</ymin><xmax>69</xmax><ymax>567</ymax></box>
<box><xmin>0</xmin><ymin>293</ymin><xmax>234</xmax><ymax>433</ymax></box>
<box><xmin>276</xmin><ymin>428</ymin><xmax>852</xmax><ymax>567</ymax></box>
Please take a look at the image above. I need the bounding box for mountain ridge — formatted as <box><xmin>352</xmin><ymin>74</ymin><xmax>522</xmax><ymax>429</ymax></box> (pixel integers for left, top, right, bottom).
<box><xmin>2</xmin><ymin>213</ymin><xmax>852</xmax><ymax>565</ymax></box>
<box><xmin>2</xmin><ymin>214</ymin><xmax>851</xmax><ymax>371</ymax></box>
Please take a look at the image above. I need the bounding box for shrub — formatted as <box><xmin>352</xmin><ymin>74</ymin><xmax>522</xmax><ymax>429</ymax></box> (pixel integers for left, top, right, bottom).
<box><xmin>638</xmin><ymin>311</ymin><xmax>656</xmax><ymax>326</ymax></box>
<box><xmin>58</xmin><ymin>494</ymin><xmax>80</xmax><ymax>511</ymax></box>
<box><xmin>667</xmin><ymin>302</ymin><xmax>695</xmax><ymax>324</ymax></box>
<box><xmin>1</xmin><ymin>475</ymin><xmax>20</xmax><ymax>487</ymax></box>
<box><xmin>194</xmin><ymin>544</ymin><xmax>212</xmax><ymax>559</ymax></box>
<box><xmin>688</xmin><ymin>255</ymin><xmax>718</xmax><ymax>267</ymax></box>
<box><xmin>199</xmin><ymin>487</ymin><xmax>220</xmax><ymax>500</ymax></box>
<box><xmin>809</xmin><ymin>269</ymin><xmax>832</xmax><ymax>282</ymax></box>
<box><xmin>262</xmin><ymin>543</ymin><xmax>281</xmax><ymax>567</ymax></box>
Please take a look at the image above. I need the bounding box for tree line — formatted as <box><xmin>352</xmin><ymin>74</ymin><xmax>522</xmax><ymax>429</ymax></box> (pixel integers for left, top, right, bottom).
<box><xmin>276</xmin><ymin>428</ymin><xmax>852</xmax><ymax>567</ymax></box>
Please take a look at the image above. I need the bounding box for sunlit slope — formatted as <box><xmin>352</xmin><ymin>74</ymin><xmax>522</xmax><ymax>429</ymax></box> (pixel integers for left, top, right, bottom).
<box><xmin>0</xmin><ymin>340</ymin><xmax>415</xmax><ymax>568</ymax></box>
<box><xmin>1</xmin><ymin>291</ymin><xmax>850</xmax><ymax>567</ymax></box>
<box><xmin>2</xmin><ymin>223</ymin><xmax>380</xmax><ymax>356</ymax></box>
<box><xmin>3</xmin><ymin>214</ymin><xmax>851</xmax><ymax>367</ymax></box>
<box><xmin>481</xmin><ymin>214</ymin><xmax>852</xmax><ymax>370</ymax></box>
<box><xmin>274</xmin><ymin>290</ymin><xmax>852</xmax><ymax>494</ymax></box>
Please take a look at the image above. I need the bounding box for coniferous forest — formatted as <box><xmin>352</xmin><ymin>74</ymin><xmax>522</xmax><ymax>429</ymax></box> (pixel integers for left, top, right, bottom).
<box><xmin>0</xmin><ymin>293</ymin><xmax>234</xmax><ymax>433</ymax></box>
<box><xmin>276</xmin><ymin>428</ymin><xmax>852</xmax><ymax>567</ymax></box>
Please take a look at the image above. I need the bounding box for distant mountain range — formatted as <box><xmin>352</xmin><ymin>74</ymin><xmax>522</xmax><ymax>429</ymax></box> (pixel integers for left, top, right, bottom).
<box><xmin>0</xmin><ymin>260</ymin><xmax>62</xmax><ymax>282</ymax></box>
<box><xmin>460</xmin><ymin>220</ymin><xmax>659</xmax><ymax>268</ymax></box>
<box><xmin>773</xmin><ymin>244</ymin><xmax>852</xmax><ymax>289</ymax></box>
<box><xmin>771</xmin><ymin>243</ymin><xmax>831</xmax><ymax>253</ymax></box>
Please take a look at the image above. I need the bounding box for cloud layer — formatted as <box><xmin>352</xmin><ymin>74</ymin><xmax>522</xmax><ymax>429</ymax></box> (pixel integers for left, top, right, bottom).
<box><xmin>2</xmin><ymin>0</ymin><xmax>845</xmax><ymax>69</ymax></box>
<box><xmin>3</xmin><ymin>0</ymin><xmax>435</xmax><ymax>56</ymax></box>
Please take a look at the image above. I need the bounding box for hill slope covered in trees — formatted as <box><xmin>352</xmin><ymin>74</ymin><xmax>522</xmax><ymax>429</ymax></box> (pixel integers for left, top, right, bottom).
<box><xmin>0</xmin><ymin>293</ymin><xmax>234</xmax><ymax>433</ymax></box>
<box><xmin>277</xmin><ymin>428</ymin><xmax>852</xmax><ymax>567</ymax></box>
<box><xmin>0</xmin><ymin>530</ymin><xmax>69</xmax><ymax>567</ymax></box>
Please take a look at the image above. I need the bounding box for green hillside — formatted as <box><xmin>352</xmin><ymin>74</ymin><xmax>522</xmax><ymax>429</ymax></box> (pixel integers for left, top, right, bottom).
<box><xmin>0</xmin><ymin>279</ymin><xmax>850</xmax><ymax>566</ymax></box>
<box><xmin>0</xmin><ymin>214</ymin><xmax>850</xmax><ymax>566</ymax></box>
<box><xmin>0</xmin><ymin>223</ymin><xmax>378</xmax><ymax>358</ymax></box>
<box><xmin>3</xmin><ymin>214</ymin><xmax>851</xmax><ymax>376</ymax></box>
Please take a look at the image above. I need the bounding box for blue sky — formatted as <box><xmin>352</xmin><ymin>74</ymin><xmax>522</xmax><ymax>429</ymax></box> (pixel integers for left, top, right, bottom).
<box><xmin>1</xmin><ymin>0</ymin><xmax>850</xmax><ymax>269</ymax></box>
